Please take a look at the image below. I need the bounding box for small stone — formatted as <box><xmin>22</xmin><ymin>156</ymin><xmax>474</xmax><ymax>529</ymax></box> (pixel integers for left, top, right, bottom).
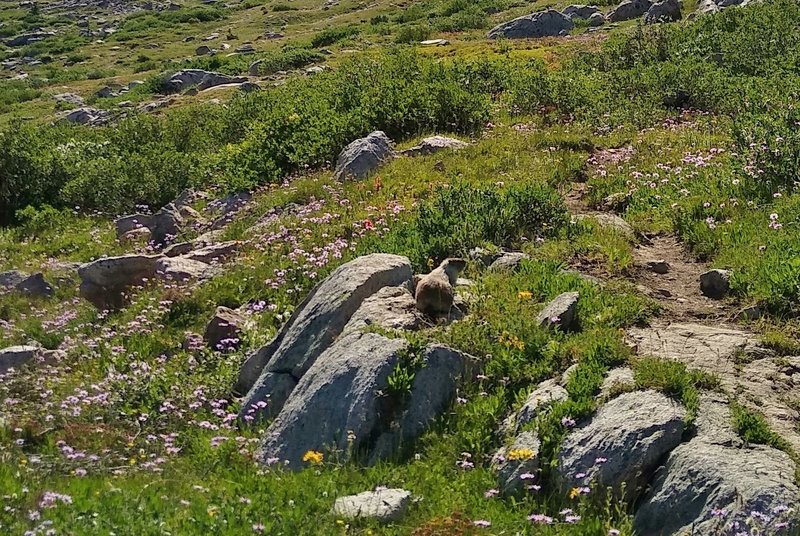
<box><xmin>331</xmin><ymin>489</ymin><xmax>411</xmax><ymax>522</ymax></box>
<box><xmin>645</xmin><ymin>259</ymin><xmax>670</xmax><ymax>274</ymax></box>
<box><xmin>488</xmin><ymin>252</ymin><xmax>529</xmax><ymax>272</ymax></box>
<box><xmin>599</xmin><ymin>367</ymin><xmax>635</xmax><ymax>399</ymax></box>
<box><xmin>699</xmin><ymin>268</ymin><xmax>731</xmax><ymax>299</ymax></box>
<box><xmin>204</xmin><ymin>306</ymin><xmax>246</xmax><ymax>351</ymax></box>
<box><xmin>537</xmin><ymin>292</ymin><xmax>579</xmax><ymax>331</ymax></box>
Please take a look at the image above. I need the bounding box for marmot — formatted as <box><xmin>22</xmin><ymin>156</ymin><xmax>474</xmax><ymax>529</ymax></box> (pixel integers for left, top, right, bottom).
<box><xmin>414</xmin><ymin>258</ymin><xmax>467</xmax><ymax>317</ymax></box>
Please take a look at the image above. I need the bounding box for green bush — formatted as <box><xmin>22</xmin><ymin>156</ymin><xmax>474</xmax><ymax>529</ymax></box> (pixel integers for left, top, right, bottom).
<box><xmin>310</xmin><ymin>26</ymin><xmax>360</xmax><ymax>48</ymax></box>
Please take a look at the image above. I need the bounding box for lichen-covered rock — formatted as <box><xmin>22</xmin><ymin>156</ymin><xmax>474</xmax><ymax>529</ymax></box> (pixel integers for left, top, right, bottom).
<box><xmin>343</xmin><ymin>285</ymin><xmax>425</xmax><ymax>334</ymax></box>
<box><xmin>333</xmin><ymin>131</ymin><xmax>395</xmax><ymax>181</ymax></box>
<box><xmin>557</xmin><ymin>390</ymin><xmax>685</xmax><ymax>501</ymax></box>
<box><xmin>492</xmin><ymin>432</ymin><xmax>541</xmax><ymax>495</ymax></box>
<box><xmin>332</xmin><ymin>489</ymin><xmax>412</xmax><ymax>522</ymax></box>
<box><xmin>700</xmin><ymin>268</ymin><xmax>731</xmax><ymax>299</ymax></box>
<box><xmin>401</xmin><ymin>136</ymin><xmax>468</xmax><ymax>157</ymax></box>
<box><xmin>488</xmin><ymin>10</ymin><xmax>574</xmax><ymax>39</ymax></box>
<box><xmin>488</xmin><ymin>252</ymin><xmax>529</xmax><ymax>272</ymax></box>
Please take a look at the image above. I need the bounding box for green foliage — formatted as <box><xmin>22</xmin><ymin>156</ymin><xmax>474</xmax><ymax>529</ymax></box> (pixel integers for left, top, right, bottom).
<box><xmin>310</xmin><ymin>25</ymin><xmax>360</xmax><ymax>48</ymax></box>
<box><xmin>184</xmin><ymin>47</ymin><xmax>324</xmax><ymax>76</ymax></box>
<box><xmin>731</xmin><ymin>402</ymin><xmax>791</xmax><ymax>452</ymax></box>
<box><xmin>632</xmin><ymin>357</ymin><xmax>719</xmax><ymax>424</ymax></box>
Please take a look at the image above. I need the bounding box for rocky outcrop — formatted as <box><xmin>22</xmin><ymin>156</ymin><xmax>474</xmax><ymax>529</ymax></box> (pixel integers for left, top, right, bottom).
<box><xmin>333</xmin><ymin>131</ymin><xmax>395</xmax><ymax>181</ymax></box>
<box><xmin>332</xmin><ymin>489</ymin><xmax>412</xmax><ymax>522</ymax></box>
<box><xmin>643</xmin><ymin>0</ymin><xmax>682</xmax><ymax>22</ymax></box>
<box><xmin>607</xmin><ymin>0</ymin><xmax>652</xmax><ymax>21</ymax></box>
<box><xmin>488</xmin><ymin>10</ymin><xmax>574</xmax><ymax>39</ymax></box>
<box><xmin>342</xmin><ymin>286</ymin><xmax>426</xmax><ymax>334</ymax></box>
<box><xmin>537</xmin><ymin>292</ymin><xmax>579</xmax><ymax>331</ymax></box>
<box><xmin>62</xmin><ymin>107</ymin><xmax>110</xmax><ymax>126</ymax></box>
<box><xmin>236</xmin><ymin>254</ymin><xmax>413</xmax><ymax>400</ymax></box>
<box><xmin>400</xmin><ymin>136</ymin><xmax>468</xmax><ymax>157</ymax></box>
<box><xmin>255</xmin><ymin>331</ymin><xmax>467</xmax><ymax>468</ymax></box>
<box><xmin>184</xmin><ymin>241</ymin><xmax>240</xmax><ymax>264</ymax></box>
<box><xmin>627</xmin><ymin>323</ymin><xmax>800</xmax><ymax>452</ymax></box>
<box><xmin>635</xmin><ymin>396</ymin><xmax>799</xmax><ymax>534</ymax></box>
<box><xmin>598</xmin><ymin>367</ymin><xmax>635</xmax><ymax>399</ymax></box>
<box><xmin>557</xmin><ymin>390</ymin><xmax>686</xmax><ymax>501</ymax></box>
<box><xmin>163</xmin><ymin>70</ymin><xmax>248</xmax><ymax>93</ymax></box>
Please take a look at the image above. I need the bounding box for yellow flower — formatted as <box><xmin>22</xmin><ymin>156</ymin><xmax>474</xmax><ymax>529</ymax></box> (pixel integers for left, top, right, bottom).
<box><xmin>302</xmin><ymin>450</ymin><xmax>324</xmax><ymax>465</ymax></box>
<box><xmin>507</xmin><ymin>448</ymin><xmax>536</xmax><ymax>461</ymax></box>
<box><xmin>19</xmin><ymin>458</ymin><xmax>27</xmax><ymax>466</ymax></box>
<box><xmin>569</xmin><ymin>487</ymin><xmax>581</xmax><ymax>499</ymax></box>
<box><xmin>128</xmin><ymin>457</ymin><xmax>137</xmax><ymax>466</ymax></box>
<box><xmin>207</xmin><ymin>506</ymin><xmax>219</xmax><ymax>518</ymax></box>
<box><xmin>518</xmin><ymin>291</ymin><xmax>533</xmax><ymax>299</ymax></box>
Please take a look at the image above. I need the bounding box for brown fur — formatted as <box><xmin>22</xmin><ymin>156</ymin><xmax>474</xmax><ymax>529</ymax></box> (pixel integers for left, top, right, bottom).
<box><xmin>414</xmin><ymin>258</ymin><xmax>467</xmax><ymax>317</ymax></box>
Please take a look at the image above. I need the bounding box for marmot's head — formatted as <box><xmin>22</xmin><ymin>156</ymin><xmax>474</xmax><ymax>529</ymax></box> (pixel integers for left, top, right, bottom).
<box><xmin>440</xmin><ymin>258</ymin><xmax>467</xmax><ymax>283</ymax></box>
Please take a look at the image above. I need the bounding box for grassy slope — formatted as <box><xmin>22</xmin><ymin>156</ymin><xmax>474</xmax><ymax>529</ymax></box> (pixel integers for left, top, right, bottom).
<box><xmin>1</xmin><ymin>0</ymin><xmax>800</xmax><ymax>534</ymax></box>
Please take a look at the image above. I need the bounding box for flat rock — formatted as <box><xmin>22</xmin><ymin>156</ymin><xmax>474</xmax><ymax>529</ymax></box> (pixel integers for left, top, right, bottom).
<box><xmin>236</xmin><ymin>254</ymin><xmax>412</xmax><ymax>400</ymax></box>
<box><xmin>557</xmin><ymin>390</ymin><xmax>685</xmax><ymax>501</ymax></box>
<box><xmin>155</xmin><ymin>257</ymin><xmax>218</xmax><ymax>281</ymax></box>
<box><xmin>343</xmin><ymin>285</ymin><xmax>425</xmax><ymax>334</ymax></box>
<box><xmin>53</xmin><ymin>92</ymin><xmax>84</xmax><ymax>106</ymax></box>
<box><xmin>332</xmin><ymin>489</ymin><xmax>412</xmax><ymax>522</ymax></box>
<box><xmin>400</xmin><ymin>136</ymin><xmax>468</xmax><ymax>157</ymax></box>
<box><xmin>185</xmin><ymin>241</ymin><xmax>240</xmax><ymax>264</ymax></box>
<box><xmin>333</xmin><ymin>131</ymin><xmax>395</xmax><ymax>181</ymax></box>
<box><xmin>635</xmin><ymin>396</ymin><xmax>799</xmax><ymax>534</ymax></box>
<box><xmin>488</xmin><ymin>9</ymin><xmax>574</xmax><ymax>39</ymax></box>
<box><xmin>537</xmin><ymin>291</ymin><xmax>579</xmax><ymax>331</ymax></box>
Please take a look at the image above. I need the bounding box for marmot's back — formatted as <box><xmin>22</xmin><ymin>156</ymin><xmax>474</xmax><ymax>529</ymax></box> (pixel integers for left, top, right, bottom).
<box><xmin>414</xmin><ymin>269</ymin><xmax>453</xmax><ymax>316</ymax></box>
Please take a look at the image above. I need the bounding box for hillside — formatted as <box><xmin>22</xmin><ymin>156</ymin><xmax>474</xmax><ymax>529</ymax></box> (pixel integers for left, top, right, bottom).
<box><xmin>1</xmin><ymin>0</ymin><xmax>800</xmax><ymax>534</ymax></box>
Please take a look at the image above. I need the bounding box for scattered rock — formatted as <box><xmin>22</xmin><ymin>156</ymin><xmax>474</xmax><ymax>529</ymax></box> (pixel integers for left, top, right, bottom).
<box><xmin>587</xmin><ymin>11</ymin><xmax>606</xmax><ymax>25</ymax></box>
<box><xmin>400</xmin><ymin>136</ymin><xmax>468</xmax><ymax>157</ymax></box>
<box><xmin>150</xmin><ymin>204</ymin><xmax>184</xmax><ymax>246</ymax></box>
<box><xmin>488</xmin><ymin>10</ymin><xmax>574</xmax><ymax>39</ymax></box>
<box><xmin>78</xmin><ymin>254</ymin><xmax>162</xmax><ymax>309</ymax></box>
<box><xmin>699</xmin><ymin>268</ymin><xmax>731</xmax><ymax>299</ymax></box>
<box><xmin>53</xmin><ymin>92</ymin><xmax>84</xmax><ymax>106</ymax></box>
<box><xmin>120</xmin><ymin>227</ymin><xmax>152</xmax><ymax>244</ymax></box>
<box><xmin>469</xmin><ymin>247</ymin><xmax>500</xmax><ymax>267</ymax></box>
<box><xmin>577</xmin><ymin>213</ymin><xmax>635</xmax><ymax>239</ymax></box>
<box><xmin>562</xmin><ymin>4</ymin><xmax>601</xmax><ymax>19</ymax></box>
<box><xmin>635</xmin><ymin>396</ymin><xmax>799</xmax><ymax>534</ymax></box>
<box><xmin>195</xmin><ymin>45</ymin><xmax>212</xmax><ymax>55</ymax></box>
<box><xmin>488</xmin><ymin>252</ymin><xmax>529</xmax><ymax>272</ymax></box>
<box><xmin>15</xmin><ymin>273</ymin><xmax>54</xmax><ymax>297</ymax></box>
<box><xmin>645</xmin><ymin>259</ymin><xmax>670</xmax><ymax>274</ymax></box>
<box><xmin>236</xmin><ymin>254</ymin><xmax>412</xmax><ymax>399</ymax></box>
<box><xmin>0</xmin><ymin>345</ymin><xmax>39</xmax><ymax>374</ymax></box>
<box><xmin>557</xmin><ymin>390</ymin><xmax>686</xmax><ymax>501</ymax></box>
<box><xmin>235</xmin><ymin>43</ymin><xmax>255</xmax><ymax>54</ymax></box>
<box><xmin>505</xmin><ymin>379</ymin><xmax>568</xmax><ymax>434</ymax></box>
<box><xmin>414</xmin><ymin>258</ymin><xmax>466</xmax><ymax>318</ymax></box>
<box><xmin>62</xmin><ymin>107</ymin><xmax>109</xmax><ymax>126</ymax></box>
<box><xmin>537</xmin><ymin>291</ymin><xmax>579</xmax><ymax>331</ymax></box>
<box><xmin>607</xmin><ymin>0</ymin><xmax>652</xmax><ymax>21</ymax></box>
<box><xmin>332</xmin><ymin>489</ymin><xmax>412</xmax><ymax>522</ymax></box>
<box><xmin>598</xmin><ymin>367</ymin><xmax>635</xmax><ymax>399</ymax></box>
<box><xmin>184</xmin><ymin>241</ymin><xmax>240</xmax><ymax>264</ymax></box>
<box><xmin>493</xmin><ymin>431</ymin><xmax>541</xmax><ymax>495</ymax></box>
<box><xmin>204</xmin><ymin>306</ymin><xmax>246</xmax><ymax>350</ymax></box>
<box><xmin>333</xmin><ymin>131</ymin><xmax>395</xmax><ymax>181</ymax></box>
<box><xmin>643</xmin><ymin>0</ymin><xmax>682</xmax><ymax>23</ymax></box>
<box><xmin>419</xmin><ymin>38</ymin><xmax>449</xmax><ymax>46</ymax></box>
<box><xmin>0</xmin><ymin>270</ymin><xmax>28</xmax><ymax>289</ymax></box>
<box><xmin>5</xmin><ymin>32</ymin><xmax>56</xmax><ymax>47</ymax></box>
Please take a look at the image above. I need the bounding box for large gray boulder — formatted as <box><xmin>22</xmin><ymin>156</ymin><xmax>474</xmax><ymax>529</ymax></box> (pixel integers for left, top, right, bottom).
<box><xmin>537</xmin><ymin>291</ymin><xmax>579</xmax><ymax>331</ymax></box>
<box><xmin>635</xmin><ymin>396</ymin><xmax>799</xmax><ymax>534</ymax></box>
<box><xmin>488</xmin><ymin>10</ymin><xmax>574</xmax><ymax>39</ymax></box>
<box><xmin>643</xmin><ymin>0</ymin><xmax>682</xmax><ymax>22</ymax></box>
<box><xmin>257</xmin><ymin>331</ymin><xmax>406</xmax><ymax>468</ymax></box>
<box><xmin>236</xmin><ymin>254</ymin><xmax>412</xmax><ymax>399</ymax></box>
<box><xmin>256</xmin><ymin>332</ymin><xmax>467</xmax><ymax>468</ymax></box>
<box><xmin>163</xmin><ymin>70</ymin><xmax>248</xmax><ymax>93</ymax></box>
<box><xmin>557</xmin><ymin>390</ymin><xmax>686</xmax><ymax>501</ymax></box>
<box><xmin>332</xmin><ymin>489</ymin><xmax>412</xmax><ymax>522</ymax></box>
<box><xmin>78</xmin><ymin>255</ymin><xmax>163</xmax><ymax>309</ymax></box>
<box><xmin>607</xmin><ymin>0</ymin><xmax>653</xmax><ymax>21</ymax></box>
<box><xmin>115</xmin><ymin>214</ymin><xmax>154</xmax><ymax>237</ymax></box>
<box><xmin>0</xmin><ymin>345</ymin><xmax>39</xmax><ymax>374</ymax></box>
<box><xmin>333</xmin><ymin>131</ymin><xmax>395</xmax><ymax>181</ymax></box>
